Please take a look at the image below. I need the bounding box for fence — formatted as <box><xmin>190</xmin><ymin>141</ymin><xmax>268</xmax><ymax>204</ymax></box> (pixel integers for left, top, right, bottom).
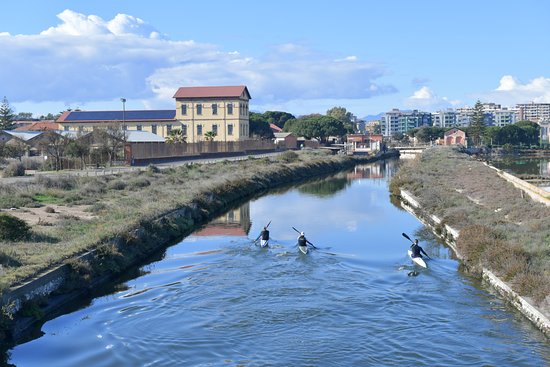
<box><xmin>126</xmin><ymin>140</ymin><xmax>278</xmax><ymax>162</ymax></box>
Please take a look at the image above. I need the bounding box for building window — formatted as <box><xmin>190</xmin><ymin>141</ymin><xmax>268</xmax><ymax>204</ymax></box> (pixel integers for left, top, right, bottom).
<box><xmin>78</xmin><ymin>126</ymin><xmax>83</xmax><ymax>132</ymax></box>
<box><xmin>122</xmin><ymin>125</ymin><xmax>127</xmax><ymax>131</ymax></box>
<box><xmin>212</xmin><ymin>103</ymin><xmax>218</xmax><ymax>115</ymax></box>
<box><xmin>227</xmin><ymin>103</ymin><xmax>233</xmax><ymax>115</ymax></box>
<box><xmin>196</xmin><ymin>104</ymin><xmax>202</xmax><ymax>115</ymax></box>
<box><xmin>64</xmin><ymin>126</ymin><xmax>69</xmax><ymax>131</ymax></box>
<box><xmin>181</xmin><ymin>104</ymin><xmax>187</xmax><ymax>115</ymax></box>
<box><xmin>181</xmin><ymin>124</ymin><xmax>187</xmax><ymax>136</ymax></box>
<box><xmin>212</xmin><ymin>124</ymin><xmax>218</xmax><ymax>135</ymax></box>
<box><xmin>167</xmin><ymin>124</ymin><xmax>173</xmax><ymax>134</ymax></box>
<box><xmin>228</xmin><ymin>124</ymin><xmax>233</xmax><ymax>136</ymax></box>
<box><xmin>137</xmin><ymin>125</ymin><xmax>142</xmax><ymax>131</ymax></box>
<box><xmin>197</xmin><ymin>124</ymin><xmax>203</xmax><ymax>135</ymax></box>
<box><xmin>152</xmin><ymin>124</ymin><xmax>157</xmax><ymax>134</ymax></box>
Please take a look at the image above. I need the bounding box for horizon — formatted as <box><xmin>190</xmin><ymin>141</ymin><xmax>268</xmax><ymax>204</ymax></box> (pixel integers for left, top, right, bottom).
<box><xmin>1</xmin><ymin>1</ymin><xmax>549</xmax><ymax>119</ymax></box>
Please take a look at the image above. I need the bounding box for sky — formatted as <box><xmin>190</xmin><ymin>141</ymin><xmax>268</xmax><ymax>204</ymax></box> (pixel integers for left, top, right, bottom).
<box><xmin>1</xmin><ymin>0</ymin><xmax>549</xmax><ymax>119</ymax></box>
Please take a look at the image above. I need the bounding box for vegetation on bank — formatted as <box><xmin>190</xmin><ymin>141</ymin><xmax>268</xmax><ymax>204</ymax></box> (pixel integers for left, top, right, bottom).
<box><xmin>0</xmin><ymin>151</ymin><xmax>376</xmax><ymax>294</ymax></box>
<box><xmin>390</xmin><ymin>147</ymin><xmax>550</xmax><ymax>305</ymax></box>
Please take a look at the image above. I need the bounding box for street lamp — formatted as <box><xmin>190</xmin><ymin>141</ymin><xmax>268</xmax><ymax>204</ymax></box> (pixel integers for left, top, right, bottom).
<box><xmin>120</xmin><ymin>98</ymin><xmax>126</xmax><ymax>131</ymax></box>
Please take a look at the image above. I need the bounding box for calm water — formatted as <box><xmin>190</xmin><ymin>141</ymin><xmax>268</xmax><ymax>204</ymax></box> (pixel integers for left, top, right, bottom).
<box><xmin>7</xmin><ymin>160</ymin><xmax>550</xmax><ymax>366</ymax></box>
<box><xmin>489</xmin><ymin>156</ymin><xmax>550</xmax><ymax>191</ymax></box>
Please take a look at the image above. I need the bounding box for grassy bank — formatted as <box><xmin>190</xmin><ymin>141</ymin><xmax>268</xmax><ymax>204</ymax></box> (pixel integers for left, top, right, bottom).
<box><xmin>391</xmin><ymin>147</ymin><xmax>550</xmax><ymax>307</ymax></box>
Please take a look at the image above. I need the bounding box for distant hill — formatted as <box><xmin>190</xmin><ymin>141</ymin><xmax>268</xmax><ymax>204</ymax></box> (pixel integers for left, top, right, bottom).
<box><xmin>361</xmin><ymin>113</ymin><xmax>383</xmax><ymax>121</ymax></box>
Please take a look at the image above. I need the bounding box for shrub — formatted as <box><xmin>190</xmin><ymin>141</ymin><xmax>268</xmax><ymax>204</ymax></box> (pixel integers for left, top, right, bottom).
<box><xmin>2</xmin><ymin>162</ymin><xmax>25</xmax><ymax>177</ymax></box>
<box><xmin>107</xmin><ymin>180</ymin><xmax>127</xmax><ymax>190</ymax></box>
<box><xmin>146</xmin><ymin>164</ymin><xmax>160</xmax><ymax>174</ymax></box>
<box><xmin>35</xmin><ymin>175</ymin><xmax>76</xmax><ymax>190</ymax></box>
<box><xmin>127</xmin><ymin>177</ymin><xmax>150</xmax><ymax>189</ymax></box>
<box><xmin>0</xmin><ymin>214</ymin><xmax>31</xmax><ymax>241</ymax></box>
<box><xmin>280</xmin><ymin>150</ymin><xmax>299</xmax><ymax>163</ymax></box>
<box><xmin>21</xmin><ymin>157</ymin><xmax>43</xmax><ymax>170</ymax></box>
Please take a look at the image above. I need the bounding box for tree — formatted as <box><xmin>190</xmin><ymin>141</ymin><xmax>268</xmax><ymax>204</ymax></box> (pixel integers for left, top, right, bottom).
<box><xmin>65</xmin><ymin>140</ymin><xmax>90</xmax><ymax>169</ymax></box>
<box><xmin>262</xmin><ymin>111</ymin><xmax>295</xmax><ymax>129</ymax></box>
<box><xmin>39</xmin><ymin>131</ymin><xmax>69</xmax><ymax>171</ymax></box>
<box><xmin>515</xmin><ymin>120</ymin><xmax>540</xmax><ymax>146</ymax></box>
<box><xmin>410</xmin><ymin>126</ymin><xmax>446</xmax><ymax>143</ymax></box>
<box><xmin>284</xmin><ymin>114</ymin><xmax>346</xmax><ymax>144</ymax></box>
<box><xmin>15</xmin><ymin>112</ymin><xmax>34</xmax><ymax>120</ymax></box>
<box><xmin>204</xmin><ymin>131</ymin><xmax>217</xmax><ymax>142</ymax></box>
<box><xmin>0</xmin><ymin>96</ymin><xmax>15</xmax><ymax>130</ymax></box>
<box><xmin>326</xmin><ymin>106</ymin><xmax>356</xmax><ymax>133</ymax></box>
<box><xmin>469</xmin><ymin>100</ymin><xmax>485</xmax><ymax>146</ymax></box>
<box><xmin>249</xmin><ymin>112</ymin><xmax>274</xmax><ymax>139</ymax></box>
<box><xmin>165</xmin><ymin>128</ymin><xmax>186</xmax><ymax>144</ymax></box>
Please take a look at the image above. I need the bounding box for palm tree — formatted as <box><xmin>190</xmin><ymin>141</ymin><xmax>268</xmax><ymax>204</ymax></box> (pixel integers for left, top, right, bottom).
<box><xmin>165</xmin><ymin>128</ymin><xmax>186</xmax><ymax>144</ymax></box>
<box><xmin>204</xmin><ymin>131</ymin><xmax>217</xmax><ymax>142</ymax></box>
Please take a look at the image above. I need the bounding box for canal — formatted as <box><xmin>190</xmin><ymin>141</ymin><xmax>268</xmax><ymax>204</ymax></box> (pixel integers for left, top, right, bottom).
<box><xmin>6</xmin><ymin>159</ymin><xmax>550</xmax><ymax>366</ymax></box>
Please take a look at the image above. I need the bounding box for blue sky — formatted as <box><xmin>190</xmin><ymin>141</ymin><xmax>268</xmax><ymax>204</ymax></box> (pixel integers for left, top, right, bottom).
<box><xmin>1</xmin><ymin>0</ymin><xmax>549</xmax><ymax>118</ymax></box>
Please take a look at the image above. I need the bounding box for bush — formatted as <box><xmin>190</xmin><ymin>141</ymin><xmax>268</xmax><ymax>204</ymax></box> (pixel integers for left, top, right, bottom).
<box><xmin>35</xmin><ymin>175</ymin><xmax>76</xmax><ymax>190</ymax></box>
<box><xmin>127</xmin><ymin>177</ymin><xmax>150</xmax><ymax>189</ymax></box>
<box><xmin>280</xmin><ymin>150</ymin><xmax>299</xmax><ymax>163</ymax></box>
<box><xmin>2</xmin><ymin>162</ymin><xmax>25</xmax><ymax>177</ymax></box>
<box><xmin>0</xmin><ymin>214</ymin><xmax>30</xmax><ymax>241</ymax></box>
<box><xmin>107</xmin><ymin>180</ymin><xmax>127</xmax><ymax>190</ymax></box>
<box><xmin>146</xmin><ymin>164</ymin><xmax>160</xmax><ymax>174</ymax></box>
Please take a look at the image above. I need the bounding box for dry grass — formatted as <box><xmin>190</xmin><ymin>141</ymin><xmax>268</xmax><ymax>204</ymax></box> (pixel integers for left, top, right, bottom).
<box><xmin>394</xmin><ymin>147</ymin><xmax>550</xmax><ymax>305</ymax></box>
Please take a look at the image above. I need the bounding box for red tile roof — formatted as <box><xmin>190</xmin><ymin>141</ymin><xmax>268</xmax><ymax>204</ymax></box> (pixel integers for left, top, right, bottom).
<box><xmin>173</xmin><ymin>86</ymin><xmax>250</xmax><ymax>99</ymax></box>
<box><xmin>270</xmin><ymin>123</ymin><xmax>282</xmax><ymax>132</ymax></box>
<box><xmin>14</xmin><ymin>121</ymin><xmax>59</xmax><ymax>131</ymax></box>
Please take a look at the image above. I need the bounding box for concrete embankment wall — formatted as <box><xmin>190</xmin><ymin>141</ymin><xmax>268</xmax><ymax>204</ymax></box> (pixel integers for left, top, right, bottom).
<box><xmin>400</xmin><ymin>189</ymin><xmax>550</xmax><ymax>338</ymax></box>
<box><xmin>484</xmin><ymin>163</ymin><xmax>550</xmax><ymax>206</ymax></box>
<box><xmin>1</xmin><ymin>151</ymin><xmax>398</xmax><ymax>342</ymax></box>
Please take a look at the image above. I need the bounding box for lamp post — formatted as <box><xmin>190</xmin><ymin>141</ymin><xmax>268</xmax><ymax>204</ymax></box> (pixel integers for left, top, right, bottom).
<box><xmin>120</xmin><ymin>98</ymin><xmax>126</xmax><ymax>131</ymax></box>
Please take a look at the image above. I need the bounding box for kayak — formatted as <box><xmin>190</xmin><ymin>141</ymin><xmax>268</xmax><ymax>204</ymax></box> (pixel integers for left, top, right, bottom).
<box><xmin>408</xmin><ymin>250</ymin><xmax>427</xmax><ymax>268</ymax></box>
<box><xmin>299</xmin><ymin>244</ymin><xmax>308</xmax><ymax>254</ymax></box>
<box><xmin>260</xmin><ymin>239</ymin><xmax>269</xmax><ymax>248</ymax></box>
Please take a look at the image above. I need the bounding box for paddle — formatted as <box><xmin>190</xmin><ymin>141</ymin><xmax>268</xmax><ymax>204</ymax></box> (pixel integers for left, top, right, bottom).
<box><xmin>292</xmin><ymin>226</ymin><xmax>318</xmax><ymax>249</ymax></box>
<box><xmin>402</xmin><ymin>232</ymin><xmax>431</xmax><ymax>260</ymax></box>
<box><xmin>254</xmin><ymin>220</ymin><xmax>272</xmax><ymax>244</ymax></box>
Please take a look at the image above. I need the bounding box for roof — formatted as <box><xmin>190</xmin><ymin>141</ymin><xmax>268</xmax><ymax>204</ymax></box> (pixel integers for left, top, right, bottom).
<box><xmin>14</xmin><ymin>121</ymin><xmax>59</xmax><ymax>131</ymax></box>
<box><xmin>173</xmin><ymin>86</ymin><xmax>251</xmax><ymax>100</ymax></box>
<box><xmin>124</xmin><ymin>130</ymin><xmax>165</xmax><ymax>143</ymax></box>
<box><xmin>57</xmin><ymin>110</ymin><xmax>176</xmax><ymax>123</ymax></box>
<box><xmin>0</xmin><ymin>130</ymin><xmax>43</xmax><ymax>141</ymax></box>
<box><xmin>444</xmin><ymin>128</ymin><xmax>465</xmax><ymax>136</ymax></box>
<box><xmin>274</xmin><ymin>132</ymin><xmax>293</xmax><ymax>138</ymax></box>
<box><xmin>270</xmin><ymin>123</ymin><xmax>282</xmax><ymax>132</ymax></box>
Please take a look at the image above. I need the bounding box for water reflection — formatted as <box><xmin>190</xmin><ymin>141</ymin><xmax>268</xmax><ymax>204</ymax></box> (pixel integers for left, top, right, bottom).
<box><xmin>193</xmin><ymin>204</ymin><xmax>251</xmax><ymax>238</ymax></box>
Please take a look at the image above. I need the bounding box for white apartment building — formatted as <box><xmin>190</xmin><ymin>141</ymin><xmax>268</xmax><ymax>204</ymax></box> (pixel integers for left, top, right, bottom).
<box><xmin>517</xmin><ymin>103</ymin><xmax>550</xmax><ymax>122</ymax></box>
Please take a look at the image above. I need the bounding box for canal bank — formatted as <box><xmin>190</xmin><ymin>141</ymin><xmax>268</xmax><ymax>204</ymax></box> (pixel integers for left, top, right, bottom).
<box><xmin>0</xmin><ymin>150</ymin><xmax>398</xmax><ymax>343</ymax></box>
<box><xmin>393</xmin><ymin>147</ymin><xmax>550</xmax><ymax>339</ymax></box>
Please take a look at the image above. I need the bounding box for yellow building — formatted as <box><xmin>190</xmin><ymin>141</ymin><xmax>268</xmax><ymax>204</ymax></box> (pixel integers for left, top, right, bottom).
<box><xmin>57</xmin><ymin>85</ymin><xmax>251</xmax><ymax>142</ymax></box>
<box><xmin>174</xmin><ymin>85</ymin><xmax>251</xmax><ymax>143</ymax></box>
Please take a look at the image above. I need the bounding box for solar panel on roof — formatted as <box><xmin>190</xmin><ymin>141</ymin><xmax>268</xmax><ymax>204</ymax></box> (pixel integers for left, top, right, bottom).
<box><xmin>64</xmin><ymin>110</ymin><xmax>176</xmax><ymax>121</ymax></box>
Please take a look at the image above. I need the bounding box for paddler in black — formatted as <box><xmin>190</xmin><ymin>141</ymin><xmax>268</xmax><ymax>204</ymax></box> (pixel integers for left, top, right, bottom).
<box><xmin>410</xmin><ymin>239</ymin><xmax>429</xmax><ymax>258</ymax></box>
<box><xmin>297</xmin><ymin>232</ymin><xmax>307</xmax><ymax>247</ymax></box>
<box><xmin>260</xmin><ymin>227</ymin><xmax>270</xmax><ymax>241</ymax></box>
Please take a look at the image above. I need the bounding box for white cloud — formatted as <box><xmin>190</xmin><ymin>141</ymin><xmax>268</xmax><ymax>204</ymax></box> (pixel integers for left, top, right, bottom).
<box><xmin>404</xmin><ymin>86</ymin><xmax>460</xmax><ymax>110</ymax></box>
<box><xmin>0</xmin><ymin>10</ymin><xmax>396</xmax><ymax>115</ymax></box>
<box><xmin>484</xmin><ymin>75</ymin><xmax>550</xmax><ymax>105</ymax></box>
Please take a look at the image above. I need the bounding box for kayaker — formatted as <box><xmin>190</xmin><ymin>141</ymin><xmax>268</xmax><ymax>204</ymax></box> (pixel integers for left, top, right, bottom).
<box><xmin>297</xmin><ymin>232</ymin><xmax>307</xmax><ymax>247</ymax></box>
<box><xmin>260</xmin><ymin>227</ymin><xmax>269</xmax><ymax>247</ymax></box>
<box><xmin>260</xmin><ymin>227</ymin><xmax>270</xmax><ymax>242</ymax></box>
<box><xmin>410</xmin><ymin>239</ymin><xmax>429</xmax><ymax>258</ymax></box>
